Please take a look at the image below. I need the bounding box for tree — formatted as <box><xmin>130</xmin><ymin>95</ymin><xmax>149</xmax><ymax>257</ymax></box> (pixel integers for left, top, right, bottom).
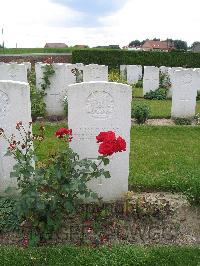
<box><xmin>128</xmin><ymin>40</ymin><xmax>141</xmax><ymax>47</ymax></box>
<box><xmin>173</xmin><ymin>40</ymin><xmax>188</xmax><ymax>51</ymax></box>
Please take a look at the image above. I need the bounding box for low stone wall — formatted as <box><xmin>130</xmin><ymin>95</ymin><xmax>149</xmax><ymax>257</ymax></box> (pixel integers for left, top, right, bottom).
<box><xmin>0</xmin><ymin>53</ymin><xmax>72</xmax><ymax>65</ymax></box>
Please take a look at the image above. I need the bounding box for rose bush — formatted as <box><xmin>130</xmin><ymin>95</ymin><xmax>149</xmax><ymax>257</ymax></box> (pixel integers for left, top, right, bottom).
<box><xmin>0</xmin><ymin>124</ymin><xmax>126</xmax><ymax>246</ymax></box>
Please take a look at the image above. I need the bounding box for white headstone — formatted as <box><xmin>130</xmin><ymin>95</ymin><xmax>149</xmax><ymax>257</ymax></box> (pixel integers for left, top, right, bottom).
<box><xmin>160</xmin><ymin>66</ymin><xmax>170</xmax><ymax>74</ymax></box>
<box><xmin>168</xmin><ymin>67</ymin><xmax>184</xmax><ymax>98</ymax></box>
<box><xmin>193</xmin><ymin>68</ymin><xmax>200</xmax><ymax>92</ymax></box>
<box><xmin>0</xmin><ymin>80</ymin><xmax>32</xmax><ymax>193</ymax></box>
<box><xmin>120</xmin><ymin>65</ymin><xmax>127</xmax><ymax>80</ymax></box>
<box><xmin>75</xmin><ymin>63</ymin><xmax>84</xmax><ymax>70</ymax></box>
<box><xmin>127</xmin><ymin>65</ymin><xmax>142</xmax><ymax>84</ymax></box>
<box><xmin>83</xmin><ymin>64</ymin><xmax>108</xmax><ymax>82</ymax></box>
<box><xmin>143</xmin><ymin>66</ymin><xmax>159</xmax><ymax>94</ymax></box>
<box><xmin>23</xmin><ymin>62</ymin><xmax>31</xmax><ymax>72</ymax></box>
<box><xmin>171</xmin><ymin>69</ymin><xmax>198</xmax><ymax>118</ymax></box>
<box><xmin>67</xmin><ymin>81</ymin><xmax>132</xmax><ymax>201</ymax></box>
<box><xmin>0</xmin><ymin>63</ymin><xmax>27</xmax><ymax>82</ymax></box>
<box><xmin>35</xmin><ymin>63</ymin><xmax>76</xmax><ymax>116</ymax></box>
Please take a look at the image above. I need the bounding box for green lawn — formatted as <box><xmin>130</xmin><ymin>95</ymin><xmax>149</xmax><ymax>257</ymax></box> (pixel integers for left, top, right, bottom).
<box><xmin>133</xmin><ymin>98</ymin><xmax>172</xmax><ymax>118</ymax></box>
<box><xmin>0</xmin><ymin>47</ymin><xmax>74</xmax><ymax>54</ymax></box>
<box><xmin>33</xmin><ymin>124</ymin><xmax>200</xmax><ymax>194</ymax></box>
<box><xmin>132</xmin><ymin>87</ymin><xmax>200</xmax><ymax>118</ymax></box>
<box><xmin>133</xmin><ymin>86</ymin><xmax>143</xmax><ymax>98</ymax></box>
<box><xmin>0</xmin><ymin>245</ymin><xmax>199</xmax><ymax>266</ymax></box>
<box><xmin>130</xmin><ymin>126</ymin><xmax>200</xmax><ymax>192</ymax></box>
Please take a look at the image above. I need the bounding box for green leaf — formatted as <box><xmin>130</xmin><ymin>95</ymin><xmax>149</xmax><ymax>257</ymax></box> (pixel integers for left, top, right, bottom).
<box><xmin>104</xmin><ymin>171</ymin><xmax>111</xmax><ymax>179</ymax></box>
<box><xmin>102</xmin><ymin>157</ymin><xmax>110</xmax><ymax>166</ymax></box>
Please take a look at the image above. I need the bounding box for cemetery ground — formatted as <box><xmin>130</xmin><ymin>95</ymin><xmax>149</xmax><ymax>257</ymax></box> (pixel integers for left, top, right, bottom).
<box><xmin>1</xmin><ymin>122</ymin><xmax>199</xmax><ymax>265</ymax></box>
<box><xmin>0</xmin><ymin>245</ymin><xmax>199</xmax><ymax>266</ymax></box>
<box><xmin>1</xmin><ymin>66</ymin><xmax>200</xmax><ymax>265</ymax></box>
<box><xmin>34</xmin><ymin>123</ymin><xmax>200</xmax><ymax>196</ymax></box>
<box><xmin>133</xmin><ymin>87</ymin><xmax>200</xmax><ymax>119</ymax></box>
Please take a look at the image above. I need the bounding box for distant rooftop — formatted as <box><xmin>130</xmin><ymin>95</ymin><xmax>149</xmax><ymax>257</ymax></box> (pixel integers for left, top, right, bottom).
<box><xmin>44</xmin><ymin>43</ymin><xmax>68</xmax><ymax>48</ymax></box>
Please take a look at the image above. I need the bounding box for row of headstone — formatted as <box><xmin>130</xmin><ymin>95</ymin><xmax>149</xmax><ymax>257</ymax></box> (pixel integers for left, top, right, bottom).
<box><xmin>120</xmin><ymin>64</ymin><xmax>200</xmax><ymax>95</ymax></box>
<box><xmin>0</xmin><ymin>66</ymin><xmax>199</xmax><ymax>198</ymax></box>
<box><xmin>120</xmin><ymin>64</ymin><xmax>199</xmax><ymax>118</ymax></box>
<box><xmin>0</xmin><ymin>79</ymin><xmax>131</xmax><ymax>201</ymax></box>
<box><xmin>35</xmin><ymin>63</ymin><xmax>108</xmax><ymax>116</ymax></box>
<box><xmin>0</xmin><ymin>61</ymin><xmax>199</xmax><ymax>120</ymax></box>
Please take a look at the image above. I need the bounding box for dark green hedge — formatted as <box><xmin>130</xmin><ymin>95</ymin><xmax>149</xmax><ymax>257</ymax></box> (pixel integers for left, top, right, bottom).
<box><xmin>72</xmin><ymin>49</ymin><xmax>200</xmax><ymax>69</ymax></box>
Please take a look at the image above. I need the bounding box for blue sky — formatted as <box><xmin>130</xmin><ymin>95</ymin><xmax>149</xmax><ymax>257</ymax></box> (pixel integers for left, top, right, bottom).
<box><xmin>50</xmin><ymin>0</ymin><xmax>127</xmax><ymax>27</ymax></box>
<box><xmin>51</xmin><ymin>0</ymin><xmax>125</xmax><ymax>16</ymax></box>
<box><xmin>0</xmin><ymin>0</ymin><xmax>200</xmax><ymax>48</ymax></box>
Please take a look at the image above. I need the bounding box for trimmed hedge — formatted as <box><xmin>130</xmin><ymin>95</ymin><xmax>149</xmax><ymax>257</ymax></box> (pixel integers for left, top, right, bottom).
<box><xmin>72</xmin><ymin>49</ymin><xmax>200</xmax><ymax>69</ymax></box>
<box><xmin>0</xmin><ymin>245</ymin><xmax>199</xmax><ymax>266</ymax></box>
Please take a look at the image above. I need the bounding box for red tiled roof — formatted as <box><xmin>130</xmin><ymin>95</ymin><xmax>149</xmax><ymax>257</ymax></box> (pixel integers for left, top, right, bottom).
<box><xmin>44</xmin><ymin>43</ymin><xmax>68</xmax><ymax>48</ymax></box>
<box><xmin>142</xmin><ymin>40</ymin><xmax>173</xmax><ymax>50</ymax></box>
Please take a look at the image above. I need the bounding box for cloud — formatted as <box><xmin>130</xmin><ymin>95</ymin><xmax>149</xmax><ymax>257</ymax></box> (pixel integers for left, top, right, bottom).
<box><xmin>1</xmin><ymin>0</ymin><xmax>200</xmax><ymax>48</ymax></box>
<box><xmin>50</xmin><ymin>0</ymin><xmax>128</xmax><ymax>26</ymax></box>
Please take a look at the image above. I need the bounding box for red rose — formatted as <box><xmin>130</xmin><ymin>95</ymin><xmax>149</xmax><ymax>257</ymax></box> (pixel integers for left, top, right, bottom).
<box><xmin>96</xmin><ymin>131</ymin><xmax>126</xmax><ymax>156</ymax></box>
<box><xmin>96</xmin><ymin>131</ymin><xmax>116</xmax><ymax>143</ymax></box>
<box><xmin>116</xmin><ymin>136</ymin><xmax>126</xmax><ymax>152</ymax></box>
<box><xmin>55</xmin><ymin>128</ymin><xmax>72</xmax><ymax>139</ymax></box>
<box><xmin>98</xmin><ymin>140</ymin><xmax>116</xmax><ymax>156</ymax></box>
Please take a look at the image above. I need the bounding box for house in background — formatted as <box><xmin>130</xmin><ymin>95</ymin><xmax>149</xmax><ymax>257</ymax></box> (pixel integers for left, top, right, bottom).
<box><xmin>191</xmin><ymin>42</ymin><xmax>200</xmax><ymax>52</ymax></box>
<box><xmin>142</xmin><ymin>40</ymin><xmax>174</xmax><ymax>52</ymax></box>
<box><xmin>44</xmin><ymin>43</ymin><xmax>68</xmax><ymax>48</ymax></box>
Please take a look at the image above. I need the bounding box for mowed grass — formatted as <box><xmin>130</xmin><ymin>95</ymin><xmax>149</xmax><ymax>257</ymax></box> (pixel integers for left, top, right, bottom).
<box><xmin>0</xmin><ymin>47</ymin><xmax>74</xmax><ymax>54</ymax></box>
<box><xmin>0</xmin><ymin>245</ymin><xmax>199</xmax><ymax>266</ymax></box>
<box><xmin>33</xmin><ymin>122</ymin><xmax>67</xmax><ymax>161</ymax></box>
<box><xmin>132</xmin><ymin>93</ymin><xmax>200</xmax><ymax>119</ymax></box>
<box><xmin>130</xmin><ymin>125</ymin><xmax>200</xmax><ymax>191</ymax></box>
<box><xmin>33</xmin><ymin>123</ymin><xmax>200</xmax><ymax>192</ymax></box>
<box><xmin>133</xmin><ymin>98</ymin><xmax>173</xmax><ymax>118</ymax></box>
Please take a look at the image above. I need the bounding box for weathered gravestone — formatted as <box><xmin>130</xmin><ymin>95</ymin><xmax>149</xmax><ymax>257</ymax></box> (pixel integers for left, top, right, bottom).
<box><xmin>67</xmin><ymin>81</ymin><xmax>132</xmax><ymax>201</ymax></box>
<box><xmin>143</xmin><ymin>66</ymin><xmax>159</xmax><ymax>95</ymax></box>
<box><xmin>171</xmin><ymin>69</ymin><xmax>198</xmax><ymax>118</ymax></box>
<box><xmin>83</xmin><ymin>64</ymin><xmax>108</xmax><ymax>82</ymax></box>
<box><xmin>126</xmin><ymin>65</ymin><xmax>142</xmax><ymax>85</ymax></box>
<box><xmin>0</xmin><ymin>80</ymin><xmax>32</xmax><ymax>193</ymax></box>
<box><xmin>35</xmin><ymin>63</ymin><xmax>76</xmax><ymax>116</ymax></box>
<box><xmin>0</xmin><ymin>63</ymin><xmax>27</xmax><ymax>82</ymax></box>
